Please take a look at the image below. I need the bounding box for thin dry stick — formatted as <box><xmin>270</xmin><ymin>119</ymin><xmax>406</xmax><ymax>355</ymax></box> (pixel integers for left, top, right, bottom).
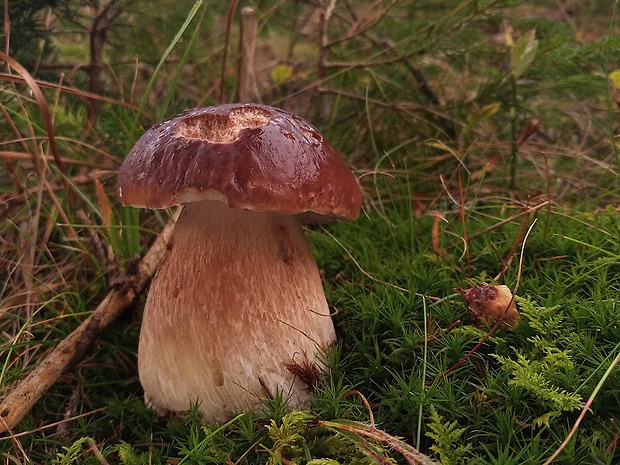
<box><xmin>448</xmin><ymin>200</ymin><xmax>550</xmax><ymax>248</ymax></box>
<box><xmin>219</xmin><ymin>0</ymin><xmax>240</xmax><ymax>104</ymax></box>
<box><xmin>494</xmin><ymin>205</ymin><xmax>531</xmax><ymax>282</ymax></box>
<box><xmin>237</xmin><ymin>7</ymin><xmax>257</xmax><ymax>103</ymax></box>
<box><xmin>320</xmin><ymin>227</ymin><xmax>440</xmax><ymax>301</ymax></box>
<box><xmin>0</xmin><ymin>215</ymin><xmax>178</xmax><ymax>434</ymax></box>
<box><xmin>457</xmin><ymin>170</ymin><xmax>470</xmax><ymax>276</ymax></box>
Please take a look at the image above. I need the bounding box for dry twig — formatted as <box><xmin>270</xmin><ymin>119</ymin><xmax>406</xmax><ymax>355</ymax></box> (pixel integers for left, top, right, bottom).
<box><xmin>237</xmin><ymin>7</ymin><xmax>258</xmax><ymax>103</ymax></box>
<box><xmin>220</xmin><ymin>0</ymin><xmax>240</xmax><ymax>104</ymax></box>
<box><xmin>0</xmin><ymin>215</ymin><xmax>178</xmax><ymax>434</ymax></box>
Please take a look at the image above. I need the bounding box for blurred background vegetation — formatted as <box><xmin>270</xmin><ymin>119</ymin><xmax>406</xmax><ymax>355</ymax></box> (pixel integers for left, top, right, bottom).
<box><xmin>3</xmin><ymin>0</ymin><xmax>618</xmax><ymax>195</ymax></box>
<box><xmin>1</xmin><ymin>0</ymin><xmax>619</xmax><ymax>463</ymax></box>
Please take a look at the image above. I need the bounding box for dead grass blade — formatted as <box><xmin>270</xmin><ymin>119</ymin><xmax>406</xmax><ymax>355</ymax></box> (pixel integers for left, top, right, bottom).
<box><xmin>0</xmin><ymin>150</ymin><xmax>101</xmax><ymax>168</ymax></box>
<box><xmin>319</xmin><ymin>418</ymin><xmax>436</xmax><ymax>465</ymax></box>
<box><xmin>3</xmin><ymin>0</ymin><xmax>9</xmax><ymax>55</ymax></box>
<box><xmin>447</xmin><ymin>200</ymin><xmax>550</xmax><ymax>248</ymax></box>
<box><xmin>94</xmin><ymin>179</ymin><xmax>114</xmax><ymax>229</ymax></box>
<box><xmin>0</xmin><ymin>72</ymin><xmax>138</xmax><ymax>109</ymax></box>
<box><xmin>320</xmin><ymin>227</ymin><xmax>440</xmax><ymax>301</ymax></box>
<box><xmin>0</xmin><ymin>409</ymin><xmax>105</xmax><ymax>442</ymax></box>
<box><xmin>430</xmin><ymin>211</ymin><xmax>450</xmax><ymax>260</ymax></box>
<box><xmin>542</xmin><ymin>347</ymin><xmax>620</xmax><ymax>464</ymax></box>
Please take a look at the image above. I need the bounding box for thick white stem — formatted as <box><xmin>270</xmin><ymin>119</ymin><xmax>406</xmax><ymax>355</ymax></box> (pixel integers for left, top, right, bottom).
<box><xmin>138</xmin><ymin>200</ymin><xmax>335</xmax><ymax>423</ymax></box>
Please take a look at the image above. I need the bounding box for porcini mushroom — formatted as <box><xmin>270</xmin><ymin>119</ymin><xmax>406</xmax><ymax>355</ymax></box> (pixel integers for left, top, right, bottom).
<box><xmin>117</xmin><ymin>104</ymin><xmax>362</xmax><ymax>423</ymax></box>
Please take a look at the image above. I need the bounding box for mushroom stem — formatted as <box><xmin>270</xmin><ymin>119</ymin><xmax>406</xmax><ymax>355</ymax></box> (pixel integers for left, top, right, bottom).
<box><xmin>138</xmin><ymin>200</ymin><xmax>336</xmax><ymax>423</ymax></box>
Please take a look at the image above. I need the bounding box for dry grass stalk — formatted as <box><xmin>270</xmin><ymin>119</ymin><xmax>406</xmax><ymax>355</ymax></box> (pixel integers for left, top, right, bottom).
<box><xmin>0</xmin><ymin>214</ymin><xmax>178</xmax><ymax>434</ymax></box>
<box><xmin>430</xmin><ymin>211</ymin><xmax>449</xmax><ymax>260</ymax></box>
<box><xmin>0</xmin><ymin>72</ymin><xmax>138</xmax><ymax>108</ymax></box>
<box><xmin>0</xmin><ymin>150</ymin><xmax>102</xmax><ymax>168</ymax></box>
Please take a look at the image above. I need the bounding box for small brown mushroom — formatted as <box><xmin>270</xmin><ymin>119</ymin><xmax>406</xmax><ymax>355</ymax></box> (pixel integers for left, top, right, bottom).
<box><xmin>117</xmin><ymin>104</ymin><xmax>362</xmax><ymax>423</ymax></box>
<box><xmin>458</xmin><ymin>284</ymin><xmax>519</xmax><ymax>330</ymax></box>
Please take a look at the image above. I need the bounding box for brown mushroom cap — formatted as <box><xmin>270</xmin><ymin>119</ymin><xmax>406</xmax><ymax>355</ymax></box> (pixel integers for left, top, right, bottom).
<box><xmin>117</xmin><ymin>104</ymin><xmax>362</xmax><ymax>221</ymax></box>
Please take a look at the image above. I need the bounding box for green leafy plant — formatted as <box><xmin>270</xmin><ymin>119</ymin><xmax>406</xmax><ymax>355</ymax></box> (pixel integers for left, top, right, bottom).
<box><xmin>265</xmin><ymin>410</ymin><xmax>315</xmax><ymax>464</ymax></box>
<box><xmin>494</xmin><ymin>348</ymin><xmax>583</xmax><ymax>412</ymax></box>
<box><xmin>53</xmin><ymin>437</ymin><xmax>97</xmax><ymax>465</ymax></box>
<box><xmin>425</xmin><ymin>407</ymin><xmax>474</xmax><ymax>465</ymax></box>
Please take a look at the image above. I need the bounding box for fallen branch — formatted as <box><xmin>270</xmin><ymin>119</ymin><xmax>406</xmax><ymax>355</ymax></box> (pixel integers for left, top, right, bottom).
<box><xmin>0</xmin><ymin>215</ymin><xmax>177</xmax><ymax>434</ymax></box>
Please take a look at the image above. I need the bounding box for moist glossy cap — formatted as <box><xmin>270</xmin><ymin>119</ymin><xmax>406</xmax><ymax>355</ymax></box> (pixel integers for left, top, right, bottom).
<box><xmin>117</xmin><ymin>104</ymin><xmax>362</xmax><ymax>221</ymax></box>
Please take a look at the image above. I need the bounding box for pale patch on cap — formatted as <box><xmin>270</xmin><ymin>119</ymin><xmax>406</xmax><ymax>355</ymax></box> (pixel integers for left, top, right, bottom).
<box><xmin>177</xmin><ymin>106</ymin><xmax>271</xmax><ymax>144</ymax></box>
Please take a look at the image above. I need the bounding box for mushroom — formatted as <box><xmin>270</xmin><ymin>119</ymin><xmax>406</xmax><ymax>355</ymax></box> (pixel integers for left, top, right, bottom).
<box><xmin>458</xmin><ymin>284</ymin><xmax>519</xmax><ymax>330</ymax></box>
<box><xmin>116</xmin><ymin>104</ymin><xmax>362</xmax><ymax>423</ymax></box>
